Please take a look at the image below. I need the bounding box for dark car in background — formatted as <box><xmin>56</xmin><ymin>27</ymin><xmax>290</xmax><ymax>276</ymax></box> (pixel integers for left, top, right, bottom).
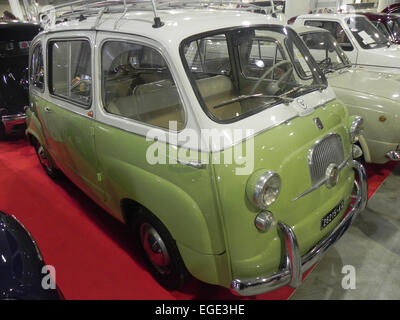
<box><xmin>359</xmin><ymin>12</ymin><xmax>400</xmax><ymax>44</ymax></box>
<box><xmin>0</xmin><ymin>211</ymin><xmax>63</xmax><ymax>299</ymax></box>
<box><xmin>0</xmin><ymin>21</ymin><xmax>40</xmax><ymax>140</ymax></box>
<box><xmin>382</xmin><ymin>3</ymin><xmax>400</xmax><ymax>15</ymax></box>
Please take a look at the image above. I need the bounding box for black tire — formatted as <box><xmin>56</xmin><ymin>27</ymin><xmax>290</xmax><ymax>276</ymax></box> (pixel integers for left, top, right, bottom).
<box><xmin>34</xmin><ymin>141</ymin><xmax>61</xmax><ymax>179</ymax></box>
<box><xmin>132</xmin><ymin>207</ymin><xmax>190</xmax><ymax>290</ymax></box>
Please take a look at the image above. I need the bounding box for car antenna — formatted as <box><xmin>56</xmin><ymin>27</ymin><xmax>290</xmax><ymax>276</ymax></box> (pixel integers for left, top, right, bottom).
<box><xmin>151</xmin><ymin>0</ymin><xmax>164</xmax><ymax>28</ymax></box>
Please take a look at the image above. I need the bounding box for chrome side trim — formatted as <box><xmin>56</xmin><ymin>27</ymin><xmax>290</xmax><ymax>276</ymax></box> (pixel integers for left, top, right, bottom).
<box><xmin>230</xmin><ymin>160</ymin><xmax>367</xmax><ymax>296</ymax></box>
<box><xmin>293</xmin><ymin>155</ymin><xmax>351</xmax><ymax>201</ymax></box>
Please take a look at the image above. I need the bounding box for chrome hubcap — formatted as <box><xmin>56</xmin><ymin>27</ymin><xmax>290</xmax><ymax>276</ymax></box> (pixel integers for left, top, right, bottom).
<box><xmin>140</xmin><ymin>223</ymin><xmax>171</xmax><ymax>275</ymax></box>
<box><xmin>37</xmin><ymin>145</ymin><xmax>51</xmax><ymax>169</ymax></box>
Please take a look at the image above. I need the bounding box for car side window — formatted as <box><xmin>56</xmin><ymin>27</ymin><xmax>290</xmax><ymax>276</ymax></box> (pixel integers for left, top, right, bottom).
<box><xmin>102</xmin><ymin>41</ymin><xmax>185</xmax><ymax>131</ymax></box>
<box><xmin>305</xmin><ymin>20</ymin><xmax>354</xmax><ymax>51</ymax></box>
<box><xmin>242</xmin><ymin>38</ymin><xmax>287</xmax><ymax>79</ymax></box>
<box><xmin>30</xmin><ymin>44</ymin><xmax>44</xmax><ymax>90</ymax></box>
<box><xmin>49</xmin><ymin>40</ymin><xmax>92</xmax><ymax>106</ymax></box>
<box><xmin>184</xmin><ymin>35</ymin><xmax>231</xmax><ymax>76</ymax></box>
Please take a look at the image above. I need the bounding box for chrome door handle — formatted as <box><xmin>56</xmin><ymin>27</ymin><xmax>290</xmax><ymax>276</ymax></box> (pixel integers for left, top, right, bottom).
<box><xmin>44</xmin><ymin>107</ymin><xmax>52</xmax><ymax>113</ymax></box>
<box><xmin>176</xmin><ymin>159</ymin><xmax>206</xmax><ymax>169</ymax></box>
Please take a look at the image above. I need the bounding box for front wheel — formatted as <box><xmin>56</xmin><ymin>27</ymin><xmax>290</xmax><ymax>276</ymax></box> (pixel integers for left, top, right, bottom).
<box><xmin>35</xmin><ymin>142</ymin><xmax>61</xmax><ymax>179</ymax></box>
<box><xmin>133</xmin><ymin>208</ymin><xmax>189</xmax><ymax>290</ymax></box>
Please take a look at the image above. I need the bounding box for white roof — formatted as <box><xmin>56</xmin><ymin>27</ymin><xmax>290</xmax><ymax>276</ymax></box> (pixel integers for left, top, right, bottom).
<box><xmin>44</xmin><ymin>9</ymin><xmax>281</xmax><ymax>46</ymax></box>
<box><xmin>297</xmin><ymin>13</ymin><xmax>367</xmax><ymax>21</ymax></box>
<box><xmin>291</xmin><ymin>25</ymin><xmax>328</xmax><ymax>34</ymax></box>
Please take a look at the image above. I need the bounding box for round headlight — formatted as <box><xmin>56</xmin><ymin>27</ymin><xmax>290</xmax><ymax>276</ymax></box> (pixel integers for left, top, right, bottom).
<box><xmin>246</xmin><ymin>170</ymin><xmax>281</xmax><ymax>209</ymax></box>
<box><xmin>350</xmin><ymin>116</ymin><xmax>364</xmax><ymax>143</ymax></box>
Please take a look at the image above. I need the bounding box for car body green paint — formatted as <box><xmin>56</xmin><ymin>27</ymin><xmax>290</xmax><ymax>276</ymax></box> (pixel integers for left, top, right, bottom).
<box><xmin>27</xmin><ymin>95</ymin><xmax>354</xmax><ymax>287</ymax></box>
<box><xmin>25</xmin><ymin>9</ymin><xmax>363</xmax><ymax>292</ymax></box>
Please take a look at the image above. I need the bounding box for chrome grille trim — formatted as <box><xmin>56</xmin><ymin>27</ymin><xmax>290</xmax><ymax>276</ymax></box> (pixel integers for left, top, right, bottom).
<box><xmin>292</xmin><ymin>133</ymin><xmax>347</xmax><ymax>202</ymax></box>
<box><xmin>308</xmin><ymin>133</ymin><xmax>344</xmax><ymax>186</ymax></box>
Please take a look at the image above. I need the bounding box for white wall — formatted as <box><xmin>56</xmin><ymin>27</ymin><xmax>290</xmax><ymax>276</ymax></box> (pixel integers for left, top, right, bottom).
<box><xmin>0</xmin><ymin>0</ymin><xmax>11</xmax><ymax>15</ymax></box>
<box><xmin>285</xmin><ymin>0</ymin><xmax>313</xmax><ymax>18</ymax></box>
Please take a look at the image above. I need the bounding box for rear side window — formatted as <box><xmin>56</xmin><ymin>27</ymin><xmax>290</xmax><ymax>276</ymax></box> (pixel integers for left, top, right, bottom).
<box><xmin>101</xmin><ymin>41</ymin><xmax>185</xmax><ymax>131</ymax></box>
<box><xmin>48</xmin><ymin>40</ymin><xmax>92</xmax><ymax>106</ymax></box>
<box><xmin>30</xmin><ymin>44</ymin><xmax>44</xmax><ymax>90</ymax></box>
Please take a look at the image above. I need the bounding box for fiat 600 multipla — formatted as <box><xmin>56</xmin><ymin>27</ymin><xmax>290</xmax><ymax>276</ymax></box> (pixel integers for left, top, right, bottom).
<box><xmin>25</xmin><ymin>1</ymin><xmax>367</xmax><ymax>296</ymax></box>
<box><xmin>294</xmin><ymin>13</ymin><xmax>400</xmax><ymax>73</ymax></box>
<box><xmin>295</xmin><ymin>25</ymin><xmax>400</xmax><ymax>163</ymax></box>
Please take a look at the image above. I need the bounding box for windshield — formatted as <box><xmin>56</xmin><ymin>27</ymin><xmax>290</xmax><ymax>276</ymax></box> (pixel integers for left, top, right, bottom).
<box><xmin>301</xmin><ymin>31</ymin><xmax>351</xmax><ymax>73</ymax></box>
<box><xmin>181</xmin><ymin>26</ymin><xmax>327</xmax><ymax>123</ymax></box>
<box><xmin>346</xmin><ymin>16</ymin><xmax>389</xmax><ymax>49</ymax></box>
<box><xmin>387</xmin><ymin>18</ymin><xmax>400</xmax><ymax>42</ymax></box>
<box><xmin>373</xmin><ymin>21</ymin><xmax>392</xmax><ymax>42</ymax></box>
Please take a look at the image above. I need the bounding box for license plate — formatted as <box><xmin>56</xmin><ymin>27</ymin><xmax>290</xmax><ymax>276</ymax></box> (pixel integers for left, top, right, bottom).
<box><xmin>321</xmin><ymin>199</ymin><xmax>345</xmax><ymax>230</ymax></box>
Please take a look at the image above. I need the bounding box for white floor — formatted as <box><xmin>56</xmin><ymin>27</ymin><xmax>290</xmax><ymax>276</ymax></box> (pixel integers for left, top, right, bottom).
<box><xmin>291</xmin><ymin>164</ymin><xmax>400</xmax><ymax>300</ymax></box>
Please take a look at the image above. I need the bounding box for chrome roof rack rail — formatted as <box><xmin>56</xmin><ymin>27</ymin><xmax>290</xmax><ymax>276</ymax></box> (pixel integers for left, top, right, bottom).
<box><xmin>39</xmin><ymin>0</ymin><xmax>275</xmax><ymax>30</ymax></box>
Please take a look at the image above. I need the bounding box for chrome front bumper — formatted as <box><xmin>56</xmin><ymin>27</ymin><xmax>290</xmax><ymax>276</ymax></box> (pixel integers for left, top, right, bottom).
<box><xmin>231</xmin><ymin>160</ymin><xmax>368</xmax><ymax>296</ymax></box>
<box><xmin>1</xmin><ymin>113</ymin><xmax>26</xmax><ymax>135</ymax></box>
<box><xmin>386</xmin><ymin>148</ymin><xmax>400</xmax><ymax>161</ymax></box>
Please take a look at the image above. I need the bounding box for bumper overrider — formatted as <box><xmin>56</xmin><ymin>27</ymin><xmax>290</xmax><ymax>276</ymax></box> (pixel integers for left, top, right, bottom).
<box><xmin>1</xmin><ymin>113</ymin><xmax>27</xmax><ymax>135</ymax></box>
<box><xmin>386</xmin><ymin>146</ymin><xmax>400</xmax><ymax>161</ymax></box>
<box><xmin>231</xmin><ymin>160</ymin><xmax>368</xmax><ymax>296</ymax></box>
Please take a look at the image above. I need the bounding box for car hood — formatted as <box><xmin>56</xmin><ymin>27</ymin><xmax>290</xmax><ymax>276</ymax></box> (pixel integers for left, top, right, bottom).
<box><xmin>327</xmin><ymin>67</ymin><xmax>400</xmax><ymax>101</ymax></box>
<box><xmin>357</xmin><ymin>44</ymin><xmax>400</xmax><ymax>69</ymax></box>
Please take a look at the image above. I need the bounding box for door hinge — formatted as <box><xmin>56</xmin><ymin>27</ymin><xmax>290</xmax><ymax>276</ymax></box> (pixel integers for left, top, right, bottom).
<box><xmin>97</xmin><ymin>172</ymin><xmax>103</xmax><ymax>182</ymax></box>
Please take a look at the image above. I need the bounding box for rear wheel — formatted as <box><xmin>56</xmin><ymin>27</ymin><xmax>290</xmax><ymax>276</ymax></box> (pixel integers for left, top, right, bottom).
<box><xmin>132</xmin><ymin>207</ymin><xmax>189</xmax><ymax>290</ymax></box>
<box><xmin>34</xmin><ymin>141</ymin><xmax>60</xmax><ymax>179</ymax></box>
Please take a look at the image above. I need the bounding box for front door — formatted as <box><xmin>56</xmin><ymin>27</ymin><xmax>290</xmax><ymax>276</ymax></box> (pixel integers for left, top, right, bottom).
<box><xmin>43</xmin><ymin>32</ymin><xmax>104</xmax><ymax>203</ymax></box>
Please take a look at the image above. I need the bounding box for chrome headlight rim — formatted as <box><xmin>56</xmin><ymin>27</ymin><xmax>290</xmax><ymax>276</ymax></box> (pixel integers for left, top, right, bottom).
<box><xmin>252</xmin><ymin>171</ymin><xmax>281</xmax><ymax>209</ymax></box>
<box><xmin>350</xmin><ymin>116</ymin><xmax>364</xmax><ymax>143</ymax></box>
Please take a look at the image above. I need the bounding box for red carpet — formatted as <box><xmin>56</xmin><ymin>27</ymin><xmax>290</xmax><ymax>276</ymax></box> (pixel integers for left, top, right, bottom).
<box><xmin>0</xmin><ymin>138</ymin><xmax>396</xmax><ymax>300</ymax></box>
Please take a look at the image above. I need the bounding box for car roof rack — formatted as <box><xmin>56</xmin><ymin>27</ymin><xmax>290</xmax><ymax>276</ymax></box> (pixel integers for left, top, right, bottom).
<box><xmin>39</xmin><ymin>0</ymin><xmax>276</xmax><ymax>30</ymax></box>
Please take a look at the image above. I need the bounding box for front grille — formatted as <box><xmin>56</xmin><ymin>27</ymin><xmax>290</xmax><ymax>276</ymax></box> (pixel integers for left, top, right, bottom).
<box><xmin>308</xmin><ymin>133</ymin><xmax>344</xmax><ymax>185</ymax></box>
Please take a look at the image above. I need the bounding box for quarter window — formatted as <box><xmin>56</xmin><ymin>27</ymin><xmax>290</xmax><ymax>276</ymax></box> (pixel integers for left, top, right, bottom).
<box><xmin>49</xmin><ymin>40</ymin><xmax>92</xmax><ymax>106</ymax></box>
<box><xmin>30</xmin><ymin>44</ymin><xmax>44</xmax><ymax>90</ymax></box>
<box><xmin>101</xmin><ymin>41</ymin><xmax>185</xmax><ymax>131</ymax></box>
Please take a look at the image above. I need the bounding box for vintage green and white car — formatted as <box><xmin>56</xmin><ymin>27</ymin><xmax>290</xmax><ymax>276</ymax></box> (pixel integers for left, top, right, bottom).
<box><xmin>25</xmin><ymin>2</ymin><xmax>367</xmax><ymax>296</ymax></box>
<box><xmin>295</xmin><ymin>25</ymin><xmax>400</xmax><ymax>163</ymax></box>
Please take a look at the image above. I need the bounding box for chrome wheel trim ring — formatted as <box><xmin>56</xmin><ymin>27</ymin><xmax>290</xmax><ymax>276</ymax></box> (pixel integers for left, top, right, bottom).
<box><xmin>140</xmin><ymin>222</ymin><xmax>171</xmax><ymax>275</ymax></box>
<box><xmin>37</xmin><ymin>145</ymin><xmax>51</xmax><ymax>170</ymax></box>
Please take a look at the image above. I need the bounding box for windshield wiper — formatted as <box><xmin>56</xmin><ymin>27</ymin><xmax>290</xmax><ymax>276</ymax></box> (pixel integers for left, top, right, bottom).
<box><xmin>213</xmin><ymin>93</ymin><xmax>293</xmax><ymax>109</ymax></box>
<box><xmin>280</xmin><ymin>83</ymin><xmax>327</xmax><ymax>98</ymax></box>
<box><xmin>322</xmin><ymin>67</ymin><xmax>337</xmax><ymax>74</ymax></box>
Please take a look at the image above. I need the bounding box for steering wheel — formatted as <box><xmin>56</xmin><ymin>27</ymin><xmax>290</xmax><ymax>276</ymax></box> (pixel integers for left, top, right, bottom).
<box><xmin>318</xmin><ymin>57</ymin><xmax>332</xmax><ymax>69</ymax></box>
<box><xmin>250</xmin><ymin>60</ymin><xmax>293</xmax><ymax>95</ymax></box>
<box><xmin>113</xmin><ymin>64</ymin><xmax>134</xmax><ymax>73</ymax></box>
